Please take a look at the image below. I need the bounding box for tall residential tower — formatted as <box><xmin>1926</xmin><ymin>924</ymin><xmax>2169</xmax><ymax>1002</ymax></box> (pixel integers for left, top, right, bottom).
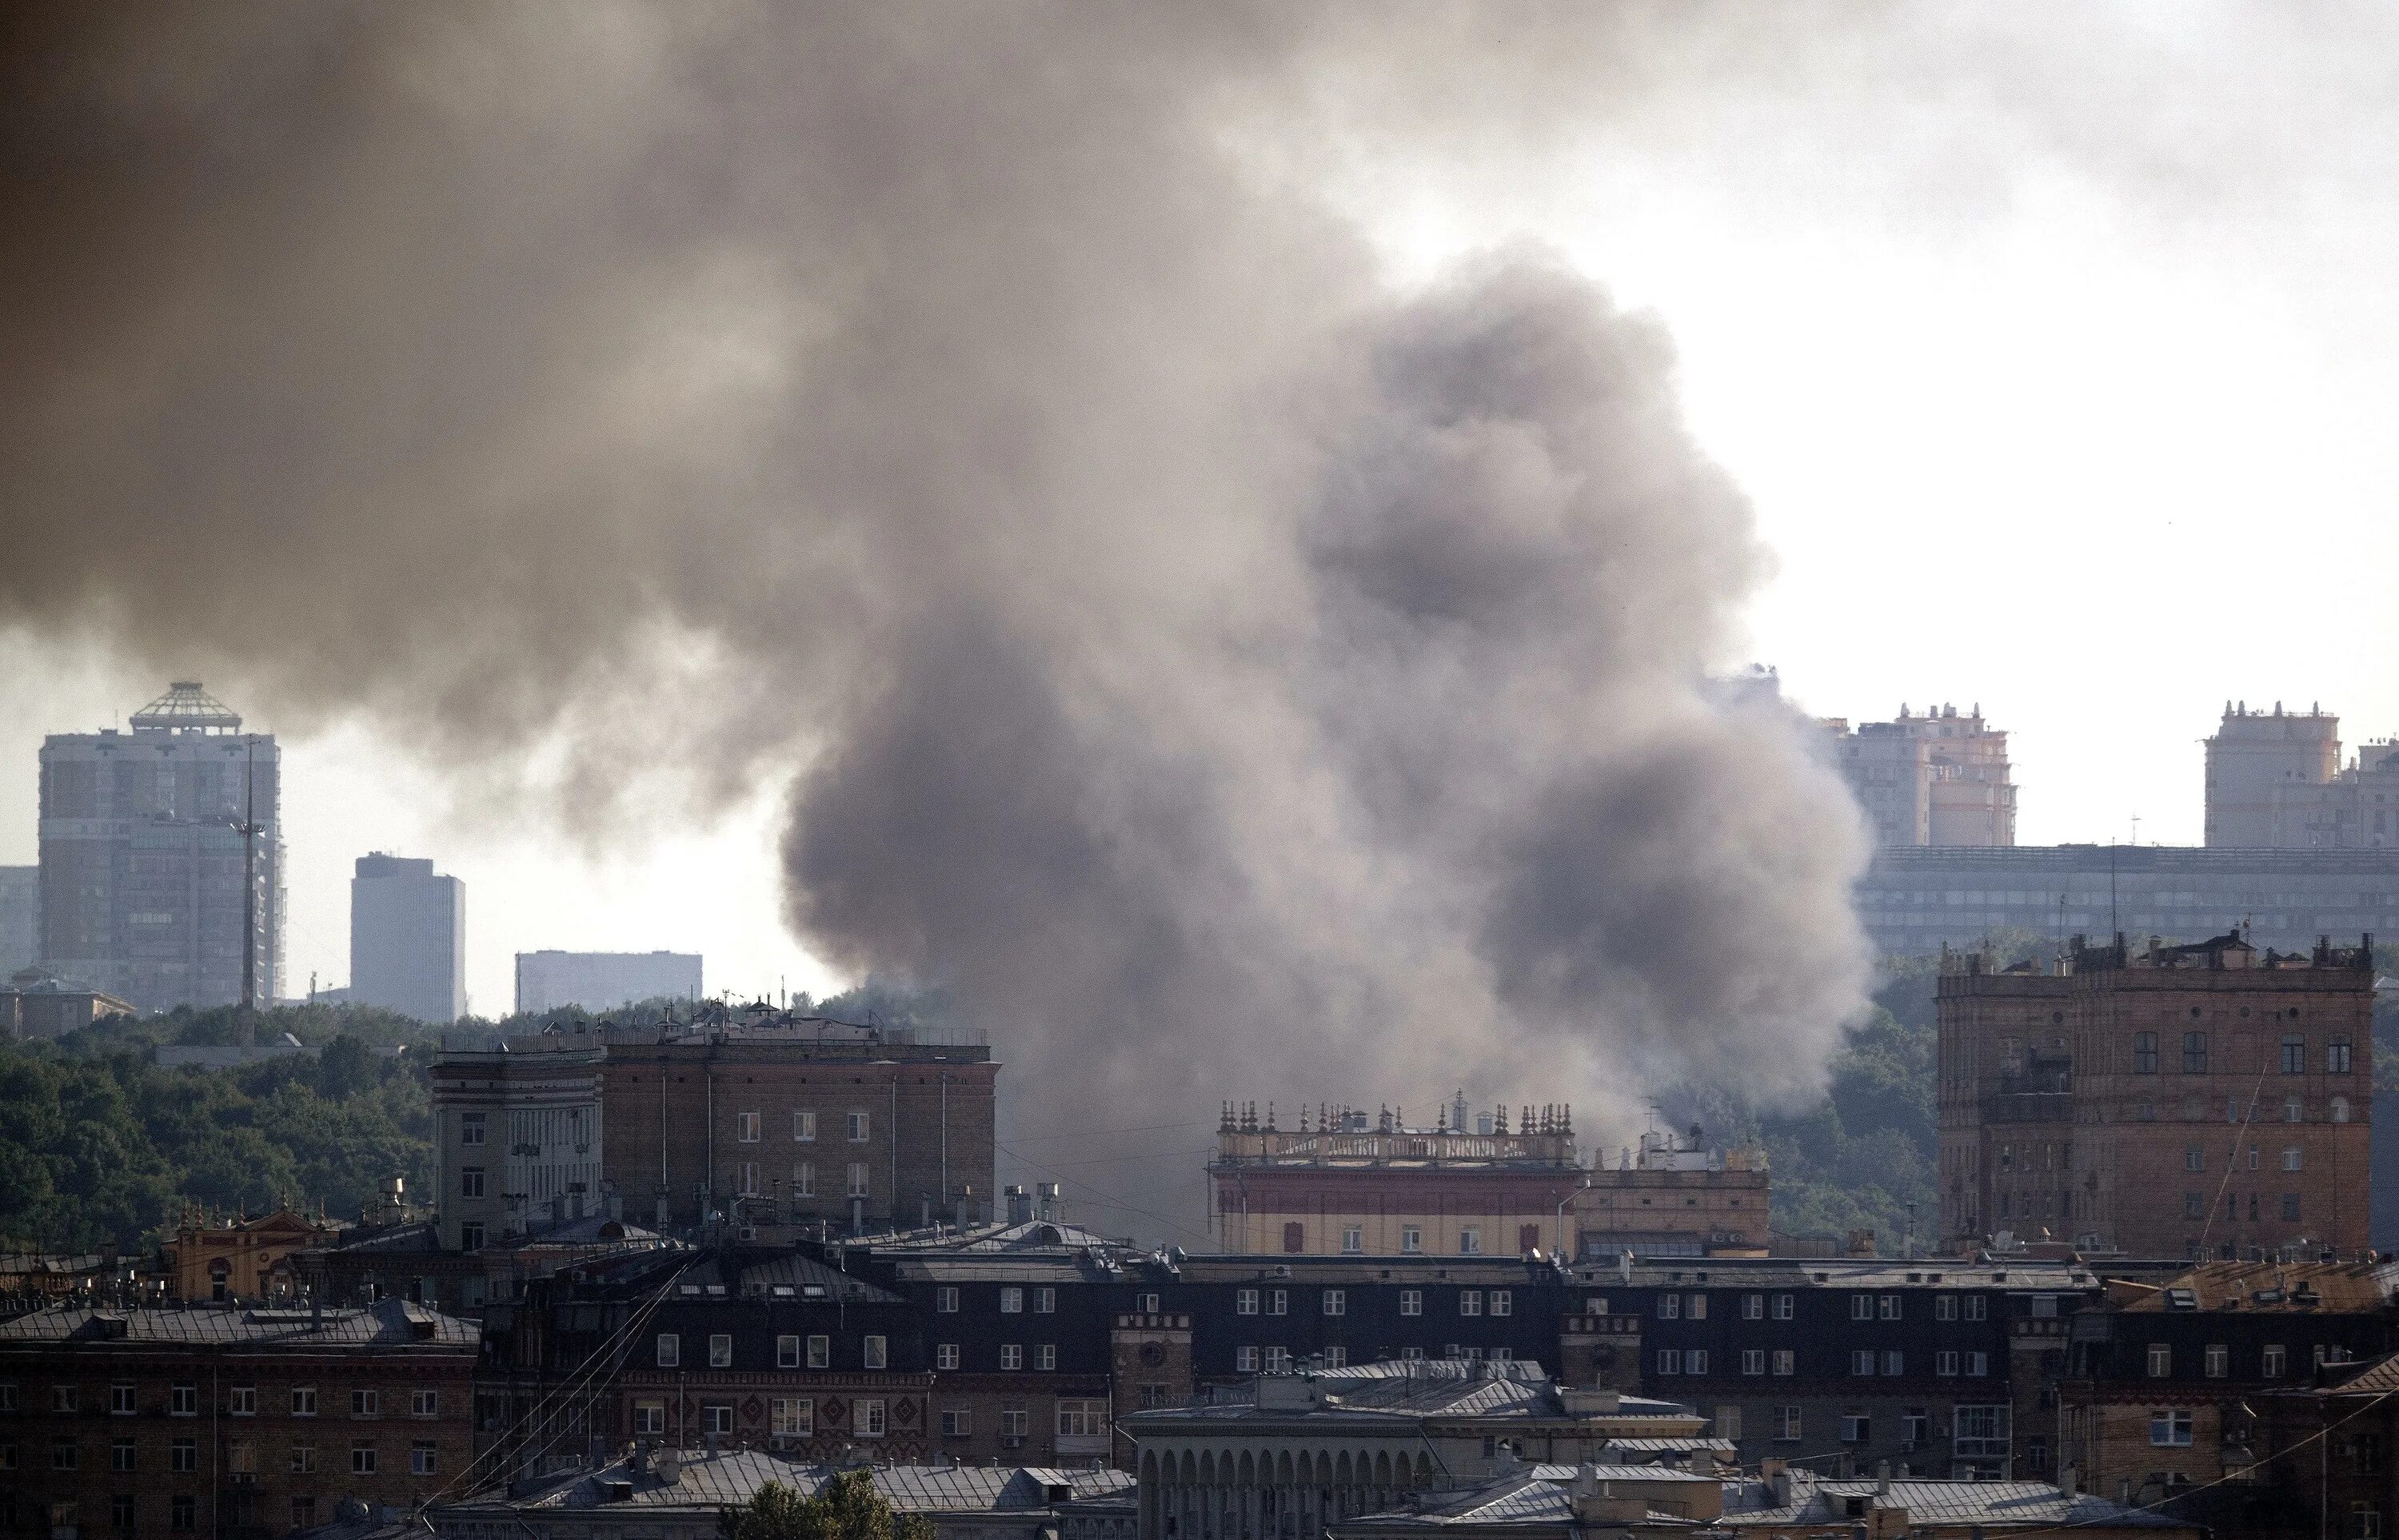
<box><xmin>38</xmin><ymin>683</ymin><xmax>281</xmax><ymax>1012</ymax></box>
<box><xmin>1824</xmin><ymin>703</ymin><xmax>2016</xmax><ymax>849</ymax></box>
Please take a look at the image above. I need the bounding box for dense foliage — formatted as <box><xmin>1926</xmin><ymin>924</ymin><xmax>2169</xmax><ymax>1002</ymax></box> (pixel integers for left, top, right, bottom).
<box><xmin>720</xmin><ymin>1470</ymin><xmax>935</xmax><ymax>1540</ymax></box>
<box><xmin>0</xmin><ymin>980</ymin><xmax>949</xmax><ymax>1255</ymax></box>
<box><xmin>0</xmin><ymin>1002</ymin><xmax>440</xmax><ymax>1253</ymax></box>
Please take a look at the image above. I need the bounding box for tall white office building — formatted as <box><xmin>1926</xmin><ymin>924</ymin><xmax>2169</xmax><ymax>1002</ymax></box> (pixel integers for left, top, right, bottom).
<box><xmin>513</xmin><ymin>950</ymin><xmax>701</xmax><ymax>1014</ymax></box>
<box><xmin>350</xmin><ymin>853</ymin><xmax>465</xmax><ymax>1023</ymax></box>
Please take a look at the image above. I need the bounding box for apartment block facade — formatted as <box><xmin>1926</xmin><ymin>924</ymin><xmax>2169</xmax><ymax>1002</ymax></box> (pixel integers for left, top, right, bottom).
<box><xmin>1937</xmin><ymin>932</ymin><xmax>2373</xmax><ymax>1257</ymax></box>
<box><xmin>596</xmin><ymin>1012</ymin><xmax>996</xmax><ymax>1232</ymax></box>
<box><xmin>0</xmin><ymin>1299</ymin><xmax>474</xmax><ymax>1538</ymax></box>
<box><xmin>1825</xmin><ymin>705</ymin><xmax>2017</xmax><ymax>850</ymax></box>
<box><xmin>38</xmin><ymin>683</ymin><xmax>281</xmax><ymax>1011</ymax></box>
<box><xmin>430</xmin><ymin>1035</ymin><xmax>607</xmax><ymax>1249</ymax></box>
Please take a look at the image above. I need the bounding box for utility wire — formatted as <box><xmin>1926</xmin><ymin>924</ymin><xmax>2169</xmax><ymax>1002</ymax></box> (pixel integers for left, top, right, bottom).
<box><xmin>422</xmin><ymin>1253</ymin><xmax>697</xmax><ymax>1508</ymax></box>
<box><xmin>995</xmin><ymin>1137</ymin><xmax>1219</xmax><ymax>1248</ymax></box>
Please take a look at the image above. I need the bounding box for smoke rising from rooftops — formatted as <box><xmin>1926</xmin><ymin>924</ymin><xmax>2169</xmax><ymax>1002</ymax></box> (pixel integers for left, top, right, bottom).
<box><xmin>0</xmin><ymin>4</ymin><xmax>1870</xmax><ymax>1232</ymax></box>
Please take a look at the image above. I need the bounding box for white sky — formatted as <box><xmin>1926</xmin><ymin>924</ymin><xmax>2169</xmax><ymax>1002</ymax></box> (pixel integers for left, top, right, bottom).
<box><xmin>7</xmin><ymin>6</ymin><xmax>2397</xmax><ymax>1013</ymax></box>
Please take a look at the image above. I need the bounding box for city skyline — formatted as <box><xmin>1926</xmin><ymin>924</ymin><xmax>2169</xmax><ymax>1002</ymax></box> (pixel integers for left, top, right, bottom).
<box><xmin>0</xmin><ymin>665</ymin><xmax>2380</xmax><ymax>1023</ymax></box>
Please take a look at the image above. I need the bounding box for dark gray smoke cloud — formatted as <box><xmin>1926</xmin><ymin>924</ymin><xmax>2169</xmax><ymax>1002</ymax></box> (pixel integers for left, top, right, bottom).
<box><xmin>0</xmin><ymin>3</ymin><xmax>1870</xmax><ymax>1235</ymax></box>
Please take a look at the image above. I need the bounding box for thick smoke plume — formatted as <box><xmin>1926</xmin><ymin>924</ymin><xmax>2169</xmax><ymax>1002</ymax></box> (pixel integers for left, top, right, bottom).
<box><xmin>0</xmin><ymin>4</ymin><xmax>1870</xmax><ymax>1235</ymax></box>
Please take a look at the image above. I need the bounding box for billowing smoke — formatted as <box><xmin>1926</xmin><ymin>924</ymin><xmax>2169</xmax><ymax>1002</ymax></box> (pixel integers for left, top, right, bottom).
<box><xmin>0</xmin><ymin>4</ymin><xmax>1870</xmax><ymax>1235</ymax></box>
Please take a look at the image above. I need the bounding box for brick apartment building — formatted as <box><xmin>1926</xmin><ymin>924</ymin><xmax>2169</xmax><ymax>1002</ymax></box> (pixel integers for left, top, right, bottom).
<box><xmin>597</xmin><ymin>1010</ymin><xmax>997</xmax><ymax>1233</ymax></box>
<box><xmin>2057</xmin><ymin>1259</ymin><xmax>2399</xmax><ymax>1526</ymax></box>
<box><xmin>0</xmin><ymin>1299</ymin><xmax>475</xmax><ymax>1538</ymax></box>
<box><xmin>1937</xmin><ymin>931</ymin><xmax>2373</xmax><ymax>1257</ymax></box>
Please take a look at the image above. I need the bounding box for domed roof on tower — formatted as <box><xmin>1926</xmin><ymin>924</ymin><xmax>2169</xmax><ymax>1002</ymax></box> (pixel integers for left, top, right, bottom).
<box><xmin>129</xmin><ymin>681</ymin><xmax>243</xmax><ymax>734</ymax></box>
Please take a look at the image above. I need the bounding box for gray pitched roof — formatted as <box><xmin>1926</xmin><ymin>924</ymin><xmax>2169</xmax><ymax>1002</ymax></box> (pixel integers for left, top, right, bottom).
<box><xmin>1343</xmin><ymin>1468</ymin><xmax>1714</xmax><ymax>1530</ymax></box>
<box><xmin>437</xmin><ymin>1454</ymin><xmax>1134</xmax><ymax>1517</ymax></box>
<box><xmin>1722</xmin><ymin>1474</ymin><xmax>2186</xmax><ymax>1529</ymax></box>
<box><xmin>1128</xmin><ymin>1362</ymin><xmax>1701</xmax><ymax>1428</ymax></box>
<box><xmin>0</xmin><ymin>1299</ymin><xmax>475</xmax><ymax>1349</ymax></box>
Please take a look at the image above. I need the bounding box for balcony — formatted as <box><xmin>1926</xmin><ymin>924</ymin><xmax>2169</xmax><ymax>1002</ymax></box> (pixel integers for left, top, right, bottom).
<box><xmin>1982</xmin><ymin>1092</ymin><xmax>2072</xmax><ymax>1124</ymax></box>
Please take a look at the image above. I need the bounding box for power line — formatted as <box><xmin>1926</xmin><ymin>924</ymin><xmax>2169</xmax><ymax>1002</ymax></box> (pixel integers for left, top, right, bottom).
<box><xmin>995</xmin><ymin>1138</ymin><xmax>1218</xmax><ymax>1247</ymax></box>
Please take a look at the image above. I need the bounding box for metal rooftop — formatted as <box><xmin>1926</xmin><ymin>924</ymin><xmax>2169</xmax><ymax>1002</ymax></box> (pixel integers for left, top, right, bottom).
<box><xmin>128</xmin><ymin>681</ymin><xmax>243</xmax><ymax>734</ymax></box>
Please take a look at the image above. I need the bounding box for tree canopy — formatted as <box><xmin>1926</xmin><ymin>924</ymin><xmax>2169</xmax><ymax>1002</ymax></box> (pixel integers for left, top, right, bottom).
<box><xmin>720</xmin><ymin>1470</ymin><xmax>936</xmax><ymax>1540</ymax></box>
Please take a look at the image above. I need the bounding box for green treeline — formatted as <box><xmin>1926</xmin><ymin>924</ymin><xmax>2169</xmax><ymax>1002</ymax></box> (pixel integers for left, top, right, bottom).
<box><xmin>12</xmin><ymin>953</ymin><xmax>2373</xmax><ymax>1258</ymax></box>
<box><xmin>0</xmin><ymin>983</ymin><xmax>939</xmax><ymax>1255</ymax></box>
<box><xmin>0</xmin><ymin>1006</ymin><xmax>437</xmax><ymax>1253</ymax></box>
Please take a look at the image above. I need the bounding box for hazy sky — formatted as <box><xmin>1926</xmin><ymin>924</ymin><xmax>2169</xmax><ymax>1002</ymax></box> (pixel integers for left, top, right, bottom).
<box><xmin>6</xmin><ymin>2</ymin><xmax>2396</xmax><ymax>1023</ymax></box>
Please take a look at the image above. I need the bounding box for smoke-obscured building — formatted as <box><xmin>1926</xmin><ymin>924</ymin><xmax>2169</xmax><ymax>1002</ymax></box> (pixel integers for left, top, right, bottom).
<box><xmin>0</xmin><ymin>866</ymin><xmax>33</xmax><ymax>975</ymax></box>
<box><xmin>37</xmin><ymin>682</ymin><xmax>281</xmax><ymax>1011</ymax></box>
<box><xmin>1937</xmin><ymin>931</ymin><xmax>2373</xmax><ymax>1258</ymax></box>
<box><xmin>2205</xmin><ymin>701</ymin><xmax>2344</xmax><ymax>847</ymax></box>
<box><xmin>1207</xmin><ymin>1098</ymin><xmax>1766</xmax><ymax>1259</ymax></box>
<box><xmin>597</xmin><ymin>1004</ymin><xmax>996</xmax><ymax>1232</ymax></box>
<box><xmin>1575</xmin><ymin>1126</ymin><xmax>1770</xmax><ymax>1258</ymax></box>
<box><xmin>2200</xmin><ymin>701</ymin><xmax>2399</xmax><ymax>850</ymax></box>
<box><xmin>1856</xmin><ymin>844</ymin><xmax>2399</xmax><ymax>957</ymax></box>
<box><xmin>513</xmin><ymin>948</ymin><xmax>701</xmax><ymax>1013</ymax></box>
<box><xmin>1209</xmin><ymin>1097</ymin><xmax>1587</xmax><ymax>1257</ymax></box>
<box><xmin>1826</xmin><ymin>704</ymin><xmax>2016</xmax><ymax>849</ymax></box>
<box><xmin>351</xmin><ymin>852</ymin><xmax>465</xmax><ymax>1023</ymax></box>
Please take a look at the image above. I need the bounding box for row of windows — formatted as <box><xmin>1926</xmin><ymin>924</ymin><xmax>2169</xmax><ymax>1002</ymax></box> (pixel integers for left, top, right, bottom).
<box><xmin>1650</xmin><ymin>1348</ymin><xmax>1990</xmax><ymax>1378</ymax></box>
<box><xmin>18</xmin><ymin>1436</ymin><xmax>435</xmax><ymax>1478</ymax></box>
<box><xmin>2182</xmin><ymin>1144</ymin><xmax>2313</xmax><ymax>1172</ymax></box>
<box><xmin>657</xmin><ymin>1331</ymin><xmax>1087</xmax><ymax>1374</ymax></box>
<box><xmin>1640</xmin><ymin>1291</ymin><xmax>2001</xmax><ymax>1323</ymax></box>
<box><xmin>629</xmin><ymin>1394</ymin><xmax>1108</xmax><ymax>1443</ymax></box>
<box><xmin>635</xmin><ymin>1395</ymin><xmax>888</xmax><ymax>1439</ymax></box>
<box><xmin>935</xmin><ymin>1401</ymin><xmax>1104</xmax><ymax>1438</ymax></box>
<box><xmin>2125</xmin><ymin>1095</ymin><xmax>2349</xmax><ymax>1123</ymax></box>
<box><xmin>18</xmin><ymin>1494</ymin><xmax>355</xmax><ymax>1537</ymax></box>
<box><xmin>661</xmin><ymin>1333</ymin><xmax>889</xmax><ymax>1370</ymax></box>
<box><xmin>2185</xmin><ymin>1192</ymin><xmax>2308</xmax><ymax>1221</ymax></box>
<box><xmin>729</xmin><ymin>1162</ymin><xmax>871</xmax><ymax>1199</ymax></box>
<box><xmin>2127</xmin><ymin>1031</ymin><xmax>2351</xmax><ymax>1075</ymax></box>
<box><xmin>1290</xmin><ymin>1223</ymin><xmax>1515</xmax><ymax>1255</ymax></box>
<box><xmin>1</xmin><ymin>1383</ymin><xmax>431</xmax><ymax>1418</ymax></box>
<box><xmin>2144</xmin><ymin>1342</ymin><xmax>2337</xmax><ymax>1378</ymax></box>
<box><xmin>1228</xmin><ymin>1287</ymin><xmax>1514</xmax><ymax>1318</ymax></box>
<box><xmin>1738</xmin><ymin>1403</ymin><xmax>2004</xmax><ymax>1444</ymax></box>
<box><xmin>732</xmin><ymin>1111</ymin><xmax>875</xmax><ymax>1143</ymax></box>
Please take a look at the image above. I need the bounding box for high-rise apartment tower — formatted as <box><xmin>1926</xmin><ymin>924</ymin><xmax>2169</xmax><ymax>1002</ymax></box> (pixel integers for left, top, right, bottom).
<box><xmin>2204</xmin><ymin>702</ymin><xmax>2342</xmax><ymax>847</ymax></box>
<box><xmin>1825</xmin><ymin>704</ymin><xmax>2016</xmax><ymax>849</ymax></box>
<box><xmin>38</xmin><ymin>683</ymin><xmax>281</xmax><ymax>1012</ymax></box>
